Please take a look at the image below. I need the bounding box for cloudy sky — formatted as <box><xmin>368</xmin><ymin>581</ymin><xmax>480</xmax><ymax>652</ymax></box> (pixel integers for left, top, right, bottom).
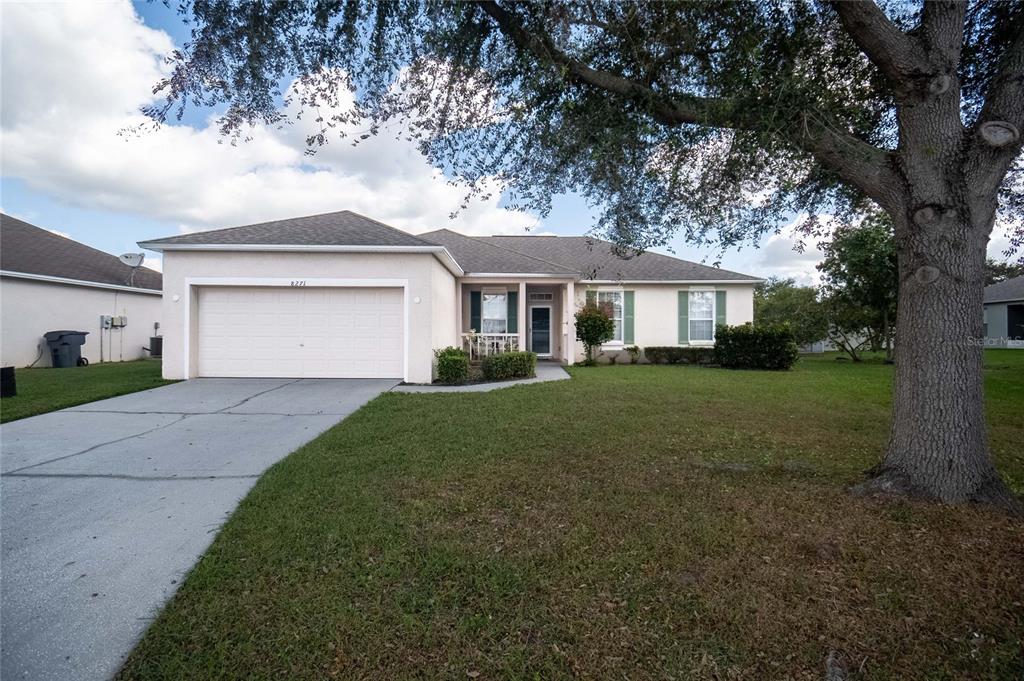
<box><xmin>0</xmin><ymin>1</ymin><xmax>1014</xmax><ymax>281</ymax></box>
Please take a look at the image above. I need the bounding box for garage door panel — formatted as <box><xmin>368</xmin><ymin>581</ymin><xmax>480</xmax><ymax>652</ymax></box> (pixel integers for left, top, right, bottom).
<box><xmin>197</xmin><ymin>286</ymin><xmax>404</xmax><ymax>378</ymax></box>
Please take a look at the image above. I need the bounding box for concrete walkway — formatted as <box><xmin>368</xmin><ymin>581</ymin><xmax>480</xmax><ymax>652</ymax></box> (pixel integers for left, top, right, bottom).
<box><xmin>0</xmin><ymin>377</ymin><xmax>396</xmax><ymax>681</ymax></box>
<box><xmin>391</xmin><ymin>362</ymin><xmax>571</xmax><ymax>393</ymax></box>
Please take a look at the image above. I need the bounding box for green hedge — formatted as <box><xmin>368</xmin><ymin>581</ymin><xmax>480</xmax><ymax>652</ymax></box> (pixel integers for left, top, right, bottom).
<box><xmin>434</xmin><ymin>346</ymin><xmax>469</xmax><ymax>384</ymax></box>
<box><xmin>481</xmin><ymin>351</ymin><xmax>537</xmax><ymax>381</ymax></box>
<box><xmin>643</xmin><ymin>346</ymin><xmax>716</xmax><ymax>365</ymax></box>
<box><xmin>714</xmin><ymin>323</ymin><xmax>799</xmax><ymax>370</ymax></box>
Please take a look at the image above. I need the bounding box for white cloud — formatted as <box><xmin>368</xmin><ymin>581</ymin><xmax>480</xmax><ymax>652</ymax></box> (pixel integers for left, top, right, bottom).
<box><xmin>0</xmin><ymin>1</ymin><xmax>536</xmax><ymax>238</ymax></box>
<box><xmin>746</xmin><ymin>214</ymin><xmax>834</xmax><ymax>285</ymax></box>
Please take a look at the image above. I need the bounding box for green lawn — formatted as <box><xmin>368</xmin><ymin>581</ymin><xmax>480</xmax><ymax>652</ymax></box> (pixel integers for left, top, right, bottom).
<box><xmin>119</xmin><ymin>352</ymin><xmax>1023</xmax><ymax>680</ymax></box>
<box><xmin>0</xmin><ymin>360</ymin><xmax>175</xmax><ymax>423</ymax></box>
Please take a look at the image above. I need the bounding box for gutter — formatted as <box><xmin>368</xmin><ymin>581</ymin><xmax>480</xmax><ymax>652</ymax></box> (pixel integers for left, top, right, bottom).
<box><xmin>0</xmin><ymin>270</ymin><xmax>162</xmax><ymax>295</ymax></box>
<box><xmin>137</xmin><ymin>242</ymin><xmax>466</xmax><ymax>277</ymax></box>
<box><xmin>582</xmin><ymin>279</ymin><xmax>765</xmax><ymax>285</ymax></box>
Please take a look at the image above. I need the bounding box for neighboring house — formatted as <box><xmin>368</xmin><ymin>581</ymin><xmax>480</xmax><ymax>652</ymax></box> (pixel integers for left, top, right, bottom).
<box><xmin>1</xmin><ymin>214</ymin><xmax>163</xmax><ymax>367</ymax></box>
<box><xmin>140</xmin><ymin>210</ymin><xmax>761</xmax><ymax>383</ymax></box>
<box><xmin>983</xmin><ymin>275</ymin><xmax>1024</xmax><ymax>348</ymax></box>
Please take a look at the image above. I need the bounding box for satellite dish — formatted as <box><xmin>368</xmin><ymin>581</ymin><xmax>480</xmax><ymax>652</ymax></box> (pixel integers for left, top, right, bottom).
<box><xmin>119</xmin><ymin>253</ymin><xmax>145</xmax><ymax>268</ymax></box>
<box><xmin>119</xmin><ymin>253</ymin><xmax>146</xmax><ymax>287</ymax></box>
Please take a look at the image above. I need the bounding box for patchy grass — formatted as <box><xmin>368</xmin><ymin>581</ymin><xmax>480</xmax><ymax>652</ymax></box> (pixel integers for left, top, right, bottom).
<box><xmin>119</xmin><ymin>351</ymin><xmax>1023</xmax><ymax>680</ymax></box>
<box><xmin>0</xmin><ymin>360</ymin><xmax>174</xmax><ymax>423</ymax></box>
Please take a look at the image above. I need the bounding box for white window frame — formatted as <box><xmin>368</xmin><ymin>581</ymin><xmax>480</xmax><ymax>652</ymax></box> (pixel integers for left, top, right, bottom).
<box><xmin>481</xmin><ymin>288</ymin><xmax>509</xmax><ymax>334</ymax></box>
<box><xmin>688</xmin><ymin>288</ymin><xmax>716</xmax><ymax>344</ymax></box>
<box><xmin>596</xmin><ymin>288</ymin><xmax>625</xmax><ymax>345</ymax></box>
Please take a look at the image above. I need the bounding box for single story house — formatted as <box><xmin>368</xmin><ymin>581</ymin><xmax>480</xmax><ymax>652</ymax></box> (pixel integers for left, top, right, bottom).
<box><xmin>983</xmin><ymin>275</ymin><xmax>1024</xmax><ymax>348</ymax></box>
<box><xmin>1</xmin><ymin>214</ymin><xmax>163</xmax><ymax>367</ymax></box>
<box><xmin>140</xmin><ymin>210</ymin><xmax>761</xmax><ymax>383</ymax></box>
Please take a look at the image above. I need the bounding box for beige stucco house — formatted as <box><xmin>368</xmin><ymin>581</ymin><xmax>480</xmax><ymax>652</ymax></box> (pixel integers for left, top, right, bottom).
<box><xmin>140</xmin><ymin>211</ymin><xmax>761</xmax><ymax>383</ymax></box>
<box><xmin>1</xmin><ymin>214</ymin><xmax>163</xmax><ymax>367</ymax></box>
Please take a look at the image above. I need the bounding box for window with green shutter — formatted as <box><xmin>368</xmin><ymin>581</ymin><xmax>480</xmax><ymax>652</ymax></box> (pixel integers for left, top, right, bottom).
<box><xmin>507</xmin><ymin>291</ymin><xmax>518</xmax><ymax>334</ymax></box>
<box><xmin>623</xmin><ymin>290</ymin><xmax>635</xmax><ymax>344</ymax></box>
<box><xmin>470</xmin><ymin>291</ymin><xmax>481</xmax><ymax>332</ymax></box>
<box><xmin>678</xmin><ymin>290</ymin><xmax>689</xmax><ymax>345</ymax></box>
<box><xmin>715</xmin><ymin>290</ymin><xmax>727</xmax><ymax>333</ymax></box>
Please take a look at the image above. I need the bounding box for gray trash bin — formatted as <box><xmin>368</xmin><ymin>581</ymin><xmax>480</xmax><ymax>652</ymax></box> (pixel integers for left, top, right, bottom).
<box><xmin>43</xmin><ymin>330</ymin><xmax>90</xmax><ymax>368</ymax></box>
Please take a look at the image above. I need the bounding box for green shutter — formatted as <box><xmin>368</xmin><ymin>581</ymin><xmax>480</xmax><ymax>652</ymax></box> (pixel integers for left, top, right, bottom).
<box><xmin>470</xmin><ymin>291</ymin><xmax>481</xmax><ymax>332</ymax></box>
<box><xmin>623</xmin><ymin>290</ymin><xmax>635</xmax><ymax>344</ymax></box>
<box><xmin>586</xmin><ymin>290</ymin><xmax>597</xmax><ymax>306</ymax></box>
<box><xmin>507</xmin><ymin>291</ymin><xmax>518</xmax><ymax>333</ymax></box>
<box><xmin>715</xmin><ymin>290</ymin><xmax>727</xmax><ymax>331</ymax></box>
<box><xmin>678</xmin><ymin>290</ymin><xmax>689</xmax><ymax>345</ymax></box>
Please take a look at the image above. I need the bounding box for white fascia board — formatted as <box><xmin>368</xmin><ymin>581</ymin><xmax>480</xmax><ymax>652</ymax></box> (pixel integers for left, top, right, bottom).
<box><xmin>984</xmin><ymin>297</ymin><xmax>1024</xmax><ymax>305</ymax></box>
<box><xmin>0</xmin><ymin>270</ymin><xmax>162</xmax><ymax>295</ymax></box>
<box><xmin>582</xmin><ymin>279</ymin><xmax>765</xmax><ymax>285</ymax></box>
<box><xmin>138</xmin><ymin>242</ymin><xmax>465</xmax><ymax>276</ymax></box>
<box><xmin>433</xmin><ymin>248</ymin><xmax>465</xmax><ymax>276</ymax></box>
<box><xmin>460</xmin><ymin>273</ymin><xmax>577</xmax><ymax>280</ymax></box>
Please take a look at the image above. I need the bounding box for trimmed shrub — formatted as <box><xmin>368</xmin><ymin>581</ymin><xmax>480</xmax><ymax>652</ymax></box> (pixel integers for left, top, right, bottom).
<box><xmin>643</xmin><ymin>346</ymin><xmax>716</xmax><ymax>365</ymax></box>
<box><xmin>481</xmin><ymin>351</ymin><xmax>537</xmax><ymax>381</ymax></box>
<box><xmin>434</xmin><ymin>346</ymin><xmax>469</xmax><ymax>384</ymax></box>
<box><xmin>714</xmin><ymin>323</ymin><xmax>799</xmax><ymax>370</ymax></box>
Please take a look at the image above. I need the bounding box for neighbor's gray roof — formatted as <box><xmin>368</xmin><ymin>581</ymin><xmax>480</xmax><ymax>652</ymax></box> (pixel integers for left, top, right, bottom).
<box><xmin>1</xmin><ymin>213</ymin><xmax>162</xmax><ymax>291</ymax></box>
<box><xmin>481</xmin><ymin>235</ymin><xmax>759</xmax><ymax>281</ymax></box>
<box><xmin>985</xmin><ymin>275</ymin><xmax>1024</xmax><ymax>304</ymax></box>
<box><xmin>419</xmin><ymin>229</ymin><xmax>578</xmax><ymax>275</ymax></box>
<box><xmin>140</xmin><ymin>210</ymin><xmax>434</xmax><ymax>248</ymax></box>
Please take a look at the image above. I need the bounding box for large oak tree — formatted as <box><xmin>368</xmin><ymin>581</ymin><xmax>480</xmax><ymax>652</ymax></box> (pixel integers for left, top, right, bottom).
<box><xmin>150</xmin><ymin>0</ymin><xmax>1023</xmax><ymax>511</ymax></box>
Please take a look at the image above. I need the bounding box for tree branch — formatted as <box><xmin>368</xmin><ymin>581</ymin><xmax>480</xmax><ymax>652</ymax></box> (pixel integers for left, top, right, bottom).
<box><xmin>967</xmin><ymin>14</ymin><xmax>1024</xmax><ymax>194</ymax></box>
<box><xmin>830</xmin><ymin>0</ymin><xmax>930</xmax><ymax>88</ymax></box>
<box><xmin>478</xmin><ymin>0</ymin><xmax>725</xmax><ymax>127</ymax></box>
<box><xmin>477</xmin><ymin>0</ymin><xmax>897</xmax><ymax>203</ymax></box>
<box><xmin>919</xmin><ymin>0</ymin><xmax>967</xmax><ymax>68</ymax></box>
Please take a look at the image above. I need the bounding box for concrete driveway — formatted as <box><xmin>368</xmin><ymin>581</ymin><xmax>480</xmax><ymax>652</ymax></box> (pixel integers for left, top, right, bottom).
<box><xmin>0</xmin><ymin>377</ymin><xmax>396</xmax><ymax>681</ymax></box>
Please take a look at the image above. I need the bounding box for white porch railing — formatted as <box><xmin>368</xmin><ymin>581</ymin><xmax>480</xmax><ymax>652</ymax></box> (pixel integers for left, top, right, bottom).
<box><xmin>462</xmin><ymin>333</ymin><xmax>519</xmax><ymax>360</ymax></box>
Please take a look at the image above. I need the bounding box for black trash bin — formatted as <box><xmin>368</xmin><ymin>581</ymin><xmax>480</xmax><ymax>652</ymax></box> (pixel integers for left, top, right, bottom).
<box><xmin>43</xmin><ymin>330</ymin><xmax>90</xmax><ymax>368</ymax></box>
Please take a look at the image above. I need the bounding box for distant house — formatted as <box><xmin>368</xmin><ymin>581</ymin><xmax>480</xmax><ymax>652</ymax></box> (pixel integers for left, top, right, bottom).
<box><xmin>983</xmin><ymin>275</ymin><xmax>1024</xmax><ymax>348</ymax></box>
<box><xmin>1</xmin><ymin>214</ymin><xmax>163</xmax><ymax>367</ymax></box>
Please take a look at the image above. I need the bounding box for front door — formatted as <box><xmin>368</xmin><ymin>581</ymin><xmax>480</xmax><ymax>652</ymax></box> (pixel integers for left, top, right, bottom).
<box><xmin>530</xmin><ymin>306</ymin><xmax>551</xmax><ymax>356</ymax></box>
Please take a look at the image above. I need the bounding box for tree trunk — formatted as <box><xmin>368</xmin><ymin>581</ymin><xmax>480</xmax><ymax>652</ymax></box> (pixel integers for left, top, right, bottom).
<box><xmin>854</xmin><ymin>209</ymin><xmax>1021</xmax><ymax>512</ymax></box>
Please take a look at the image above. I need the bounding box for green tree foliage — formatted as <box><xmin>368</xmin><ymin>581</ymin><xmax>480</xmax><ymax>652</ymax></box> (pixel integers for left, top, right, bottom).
<box><xmin>818</xmin><ymin>213</ymin><xmax>898</xmax><ymax>360</ymax></box>
<box><xmin>985</xmin><ymin>258</ymin><xmax>1024</xmax><ymax>285</ymax></box>
<box><xmin>574</xmin><ymin>304</ymin><xmax>614</xmax><ymax>366</ymax></box>
<box><xmin>142</xmin><ymin>1</ymin><xmax>1022</xmax><ymax>253</ymax></box>
<box><xmin>754</xmin><ymin>277</ymin><xmax>828</xmax><ymax>347</ymax></box>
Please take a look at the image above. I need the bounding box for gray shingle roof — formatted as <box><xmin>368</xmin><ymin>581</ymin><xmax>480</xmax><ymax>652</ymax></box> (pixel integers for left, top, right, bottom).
<box><xmin>139</xmin><ymin>209</ymin><xmax>760</xmax><ymax>281</ymax></box>
<box><xmin>985</xmin><ymin>275</ymin><xmax>1024</xmax><ymax>304</ymax></box>
<box><xmin>1</xmin><ymin>214</ymin><xmax>162</xmax><ymax>291</ymax></box>
<box><xmin>419</xmin><ymin>229</ymin><xmax>578</xmax><ymax>275</ymax></box>
<box><xmin>140</xmin><ymin>210</ymin><xmax>434</xmax><ymax>248</ymax></box>
<box><xmin>481</xmin><ymin>235</ymin><xmax>759</xmax><ymax>281</ymax></box>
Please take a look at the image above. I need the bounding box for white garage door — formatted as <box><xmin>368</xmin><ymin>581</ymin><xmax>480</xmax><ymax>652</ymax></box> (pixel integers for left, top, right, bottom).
<box><xmin>197</xmin><ymin>286</ymin><xmax>404</xmax><ymax>378</ymax></box>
